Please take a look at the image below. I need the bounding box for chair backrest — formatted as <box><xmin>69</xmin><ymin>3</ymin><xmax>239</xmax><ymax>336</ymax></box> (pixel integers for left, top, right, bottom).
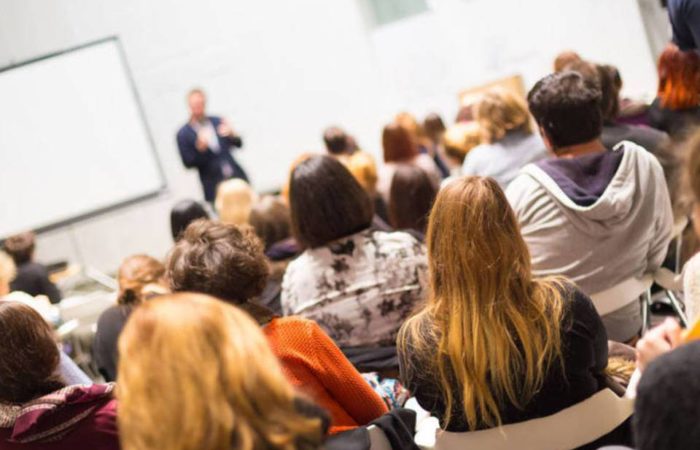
<box><xmin>590</xmin><ymin>275</ymin><xmax>653</xmax><ymax>316</ymax></box>
<box><xmin>432</xmin><ymin>389</ymin><xmax>633</xmax><ymax>450</ymax></box>
<box><xmin>367</xmin><ymin>425</ymin><xmax>393</xmax><ymax>450</ymax></box>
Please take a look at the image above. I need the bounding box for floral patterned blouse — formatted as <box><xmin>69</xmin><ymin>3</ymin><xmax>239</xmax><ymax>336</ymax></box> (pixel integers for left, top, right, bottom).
<box><xmin>281</xmin><ymin>229</ymin><xmax>428</xmax><ymax>348</ymax></box>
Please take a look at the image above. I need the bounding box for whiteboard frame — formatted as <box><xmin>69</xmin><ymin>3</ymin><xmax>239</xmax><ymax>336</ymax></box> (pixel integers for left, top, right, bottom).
<box><xmin>0</xmin><ymin>36</ymin><xmax>167</xmax><ymax>236</ymax></box>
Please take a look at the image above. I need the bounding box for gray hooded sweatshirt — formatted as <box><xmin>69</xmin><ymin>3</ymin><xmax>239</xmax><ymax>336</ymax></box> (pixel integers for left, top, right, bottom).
<box><xmin>506</xmin><ymin>141</ymin><xmax>673</xmax><ymax>297</ymax></box>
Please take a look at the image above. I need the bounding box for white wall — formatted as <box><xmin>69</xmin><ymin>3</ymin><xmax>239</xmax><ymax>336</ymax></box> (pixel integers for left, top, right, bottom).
<box><xmin>0</xmin><ymin>0</ymin><xmax>659</xmax><ymax>273</ymax></box>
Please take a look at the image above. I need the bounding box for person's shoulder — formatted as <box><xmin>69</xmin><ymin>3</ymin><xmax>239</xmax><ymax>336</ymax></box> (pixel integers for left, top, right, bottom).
<box><xmin>370</xmin><ymin>230</ymin><xmax>425</xmax><ymax>254</ymax></box>
<box><xmin>96</xmin><ymin>304</ymin><xmax>130</xmax><ymax>328</ymax></box>
<box><xmin>553</xmin><ymin>280</ymin><xmax>599</xmax><ymax>319</ymax></box>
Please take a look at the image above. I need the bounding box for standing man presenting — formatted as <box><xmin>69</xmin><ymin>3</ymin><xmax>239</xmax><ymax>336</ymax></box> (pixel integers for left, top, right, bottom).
<box><xmin>176</xmin><ymin>88</ymin><xmax>249</xmax><ymax>202</ymax></box>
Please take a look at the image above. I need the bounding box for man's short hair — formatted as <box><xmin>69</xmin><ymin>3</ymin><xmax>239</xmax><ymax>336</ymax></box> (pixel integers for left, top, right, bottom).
<box><xmin>187</xmin><ymin>88</ymin><xmax>205</xmax><ymax>100</ymax></box>
<box><xmin>166</xmin><ymin>220</ymin><xmax>269</xmax><ymax>304</ymax></box>
<box><xmin>4</xmin><ymin>232</ymin><xmax>35</xmax><ymax>265</ymax></box>
<box><xmin>527</xmin><ymin>71</ymin><xmax>603</xmax><ymax>151</ymax></box>
<box><xmin>322</xmin><ymin>126</ymin><xmax>349</xmax><ymax>155</ymax></box>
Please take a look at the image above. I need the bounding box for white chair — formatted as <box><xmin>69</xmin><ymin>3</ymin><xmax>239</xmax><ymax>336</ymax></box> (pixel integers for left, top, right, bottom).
<box><xmin>431</xmin><ymin>389</ymin><xmax>633</xmax><ymax>450</ymax></box>
<box><xmin>590</xmin><ymin>275</ymin><xmax>654</xmax><ymax>338</ymax></box>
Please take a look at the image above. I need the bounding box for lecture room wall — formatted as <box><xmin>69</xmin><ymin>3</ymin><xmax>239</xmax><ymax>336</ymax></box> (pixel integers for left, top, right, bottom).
<box><xmin>0</xmin><ymin>0</ymin><xmax>658</xmax><ymax>273</ymax></box>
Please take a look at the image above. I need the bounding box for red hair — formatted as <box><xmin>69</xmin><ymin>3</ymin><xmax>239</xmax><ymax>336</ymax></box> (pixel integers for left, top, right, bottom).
<box><xmin>657</xmin><ymin>45</ymin><xmax>700</xmax><ymax>110</ymax></box>
<box><xmin>382</xmin><ymin>123</ymin><xmax>418</xmax><ymax>163</ymax></box>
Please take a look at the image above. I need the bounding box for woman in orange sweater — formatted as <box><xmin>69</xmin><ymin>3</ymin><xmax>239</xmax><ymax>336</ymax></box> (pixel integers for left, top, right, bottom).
<box><xmin>166</xmin><ymin>219</ymin><xmax>388</xmax><ymax>433</ymax></box>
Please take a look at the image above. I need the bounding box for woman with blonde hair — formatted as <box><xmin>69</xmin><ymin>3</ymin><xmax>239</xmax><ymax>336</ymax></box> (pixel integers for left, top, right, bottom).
<box><xmin>93</xmin><ymin>254</ymin><xmax>168</xmax><ymax>381</ymax></box>
<box><xmin>117</xmin><ymin>293</ymin><xmax>325</xmax><ymax>450</ymax></box>
<box><xmin>462</xmin><ymin>88</ymin><xmax>547</xmax><ymax>187</ymax></box>
<box><xmin>215</xmin><ymin>178</ymin><xmax>257</xmax><ymax>226</ymax></box>
<box><xmin>397</xmin><ymin>177</ymin><xmax>626</xmax><ymax>447</ymax></box>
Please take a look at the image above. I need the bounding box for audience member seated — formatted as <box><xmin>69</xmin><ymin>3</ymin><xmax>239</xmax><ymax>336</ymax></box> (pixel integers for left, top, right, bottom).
<box><xmin>0</xmin><ymin>302</ymin><xmax>118</xmax><ymax>450</ymax></box>
<box><xmin>345</xmin><ymin>149</ymin><xmax>391</xmax><ymax>226</ymax></box>
<box><xmin>423</xmin><ymin>112</ymin><xmax>451</xmax><ymax>178</ymax></box>
<box><xmin>388</xmin><ymin>165</ymin><xmax>437</xmax><ymax>241</ymax></box>
<box><xmin>442</xmin><ymin>122</ymin><xmax>482</xmax><ymax>176</ymax></box>
<box><xmin>282</xmin><ymin>156</ymin><xmax>428</xmax><ymax>348</ymax></box>
<box><xmin>167</xmin><ymin>220</ymin><xmax>388</xmax><ymax>433</ymax></box>
<box><xmin>378</xmin><ymin>123</ymin><xmax>441</xmax><ymax>202</ymax></box>
<box><xmin>648</xmin><ymin>45</ymin><xmax>700</xmax><ymax>140</ymax></box>
<box><xmin>170</xmin><ymin>198</ymin><xmax>209</xmax><ymax>241</ymax></box>
<box><xmin>397</xmin><ymin>177</ymin><xmax>629</xmax><ymax>449</ymax></box>
<box><xmin>634</xmin><ymin>339</ymin><xmax>700</xmax><ymax>450</ymax></box>
<box><xmin>250</xmin><ymin>195</ymin><xmax>296</xmax><ymax>315</ymax></box>
<box><xmin>117</xmin><ymin>293</ymin><xmax>326</xmax><ymax>450</ymax></box>
<box><xmin>462</xmin><ymin>88</ymin><xmax>548</xmax><ymax>187</ymax></box>
<box><xmin>3</xmin><ymin>231</ymin><xmax>62</xmax><ymax>304</ymax></box>
<box><xmin>506</xmin><ymin>71</ymin><xmax>673</xmax><ymax>342</ymax></box>
<box><xmin>396</xmin><ymin>112</ymin><xmax>450</xmax><ymax>178</ymax></box>
<box><xmin>215</xmin><ymin>177</ymin><xmax>257</xmax><ymax>226</ymax></box>
<box><xmin>323</xmin><ymin>126</ymin><xmax>356</xmax><ymax>164</ymax></box>
<box><xmin>597</xmin><ymin>64</ymin><xmax>672</xmax><ymax>160</ymax></box>
<box><xmin>93</xmin><ymin>254</ymin><xmax>167</xmax><ymax>382</ymax></box>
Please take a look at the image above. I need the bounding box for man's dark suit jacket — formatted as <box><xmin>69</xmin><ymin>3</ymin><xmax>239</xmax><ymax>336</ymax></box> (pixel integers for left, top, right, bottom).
<box><xmin>176</xmin><ymin>116</ymin><xmax>249</xmax><ymax>201</ymax></box>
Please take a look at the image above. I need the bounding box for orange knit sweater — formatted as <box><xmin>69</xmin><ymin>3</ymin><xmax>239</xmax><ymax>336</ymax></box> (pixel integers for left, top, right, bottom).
<box><xmin>264</xmin><ymin>317</ymin><xmax>388</xmax><ymax>434</ymax></box>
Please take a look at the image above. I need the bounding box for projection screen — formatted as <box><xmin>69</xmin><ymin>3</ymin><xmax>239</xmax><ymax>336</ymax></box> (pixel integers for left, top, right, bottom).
<box><xmin>0</xmin><ymin>37</ymin><xmax>165</xmax><ymax>238</ymax></box>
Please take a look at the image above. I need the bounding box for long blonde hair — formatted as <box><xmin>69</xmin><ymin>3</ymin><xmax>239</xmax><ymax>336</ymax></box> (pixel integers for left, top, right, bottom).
<box><xmin>398</xmin><ymin>177</ymin><xmax>564</xmax><ymax>430</ymax></box>
<box><xmin>117</xmin><ymin>293</ymin><xmax>323</xmax><ymax>450</ymax></box>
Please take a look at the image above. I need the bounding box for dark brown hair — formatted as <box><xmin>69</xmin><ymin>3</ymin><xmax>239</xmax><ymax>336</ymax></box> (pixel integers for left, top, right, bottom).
<box><xmin>167</xmin><ymin>220</ymin><xmax>269</xmax><ymax>304</ymax></box>
<box><xmin>389</xmin><ymin>165</ymin><xmax>438</xmax><ymax>234</ymax></box>
<box><xmin>289</xmin><ymin>155</ymin><xmax>373</xmax><ymax>248</ymax></box>
<box><xmin>4</xmin><ymin>231</ymin><xmax>35</xmax><ymax>265</ymax></box>
<box><xmin>382</xmin><ymin>123</ymin><xmax>419</xmax><ymax>163</ymax></box>
<box><xmin>0</xmin><ymin>302</ymin><xmax>64</xmax><ymax>404</ymax></box>
<box><xmin>323</xmin><ymin>126</ymin><xmax>350</xmax><ymax>155</ymax></box>
<box><xmin>249</xmin><ymin>195</ymin><xmax>292</xmax><ymax>250</ymax></box>
<box><xmin>528</xmin><ymin>71</ymin><xmax>603</xmax><ymax>150</ymax></box>
<box><xmin>423</xmin><ymin>113</ymin><xmax>446</xmax><ymax>144</ymax></box>
<box><xmin>597</xmin><ymin>64</ymin><xmax>623</xmax><ymax>123</ymax></box>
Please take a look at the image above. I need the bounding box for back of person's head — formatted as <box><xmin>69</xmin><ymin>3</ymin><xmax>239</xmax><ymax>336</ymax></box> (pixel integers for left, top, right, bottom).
<box><xmin>634</xmin><ymin>341</ymin><xmax>700</xmax><ymax>450</ymax></box>
<box><xmin>399</xmin><ymin>176</ymin><xmax>565</xmax><ymax>430</ymax></box>
<box><xmin>215</xmin><ymin>179</ymin><xmax>257</xmax><ymax>226</ymax></box>
<box><xmin>289</xmin><ymin>155</ymin><xmax>373</xmax><ymax>248</ymax></box>
<box><xmin>345</xmin><ymin>151</ymin><xmax>379</xmax><ymax>195</ymax></box>
<box><xmin>281</xmin><ymin>153</ymin><xmax>314</xmax><ymax>204</ymax></box>
<box><xmin>475</xmin><ymin>88</ymin><xmax>532</xmax><ymax>143</ymax></box>
<box><xmin>167</xmin><ymin>219</ymin><xmax>269</xmax><ymax>305</ymax></box>
<box><xmin>4</xmin><ymin>231</ymin><xmax>35</xmax><ymax>265</ymax></box>
<box><xmin>0</xmin><ymin>302</ymin><xmax>64</xmax><ymax>404</ymax></box>
<box><xmin>170</xmin><ymin>199</ymin><xmax>209</xmax><ymax>242</ymax></box>
<box><xmin>443</xmin><ymin>123</ymin><xmax>482</xmax><ymax>166</ymax></box>
<box><xmin>382</xmin><ymin>122</ymin><xmax>419</xmax><ymax>163</ymax></box>
<box><xmin>395</xmin><ymin>112</ymin><xmax>425</xmax><ymax>141</ymax></box>
<box><xmin>423</xmin><ymin>113</ymin><xmax>446</xmax><ymax>144</ymax></box>
<box><xmin>455</xmin><ymin>104</ymin><xmax>475</xmax><ymax>123</ymax></box>
<box><xmin>389</xmin><ymin>165</ymin><xmax>437</xmax><ymax>234</ymax></box>
<box><xmin>117</xmin><ymin>254</ymin><xmax>167</xmax><ymax>306</ymax></box>
<box><xmin>322</xmin><ymin>126</ymin><xmax>350</xmax><ymax>155</ymax></box>
<box><xmin>117</xmin><ymin>293</ymin><xmax>323</xmax><ymax>450</ymax></box>
<box><xmin>562</xmin><ymin>59</ymin><xmax>600</xmax><ymax>85</ymax></box>
<box><xmin>553</xmin><ymin>50</ymin><xmax>583</xmax><ymax>72</ymax></box>
<box><xmin>528</xmin><ymin>71</ymin><xmax>603</xmax><ymax>151</ymax></box>
<box><xmin>0</xmin><ymin>252</ymin><xmax>16</xmax><ymax>297</ymax></box>
<box><xmin>597</xmin><ymin>64</ymin><xmax>623</xmax><ymax>123</ymax></box>
<box><xmin>657</xmin><ymin>44</ymin><xmax>700</xmax><ymax>110</ymax></box>
<box><xmin>249</xmin><ymin>195</ymin><xmax>291</xmax><ymax>250</ymax></box>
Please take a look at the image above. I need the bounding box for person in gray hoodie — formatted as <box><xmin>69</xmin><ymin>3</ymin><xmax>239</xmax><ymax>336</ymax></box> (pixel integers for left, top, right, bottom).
<box><xmin>506</xmin><ymin>71</ymin><xmax>673</xmax><ymax>342</ymax></box>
